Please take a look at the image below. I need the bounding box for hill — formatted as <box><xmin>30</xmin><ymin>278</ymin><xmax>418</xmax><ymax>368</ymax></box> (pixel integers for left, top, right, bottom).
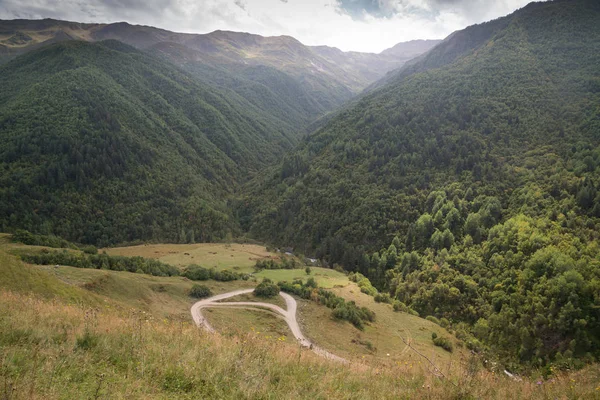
<box><xmin>1</xmin><ymin>233</ymin><xmax>599</xmax><ymax>398</ymax></box>
<box><xmin>0</xmin><ymin>19</ymin><xmax>439</xmax><ymax>126</ymax></box>
<box><xmin>243</xmin><ymin>0</ymin><xmax>600</xmax><ymax>367</ymax></box>
<box><xmin>0</xmin><ymin>40</ymin><xmax>305</xmax><ymax>246</ymax></box>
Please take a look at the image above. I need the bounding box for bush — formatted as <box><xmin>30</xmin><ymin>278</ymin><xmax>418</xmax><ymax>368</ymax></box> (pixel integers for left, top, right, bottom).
<box><xmin>183</xmin><ymin>265</ymin><xmax>211</xmax><ymax>281</ymax></box>
<box><xmin>189</xmin><ymin>284</ymin><xmax>212</xmax><ymax>299</ymax></box>
<box><xmin>374</xmin><ymin>293</ymin><xmax>392</xmax><ymax>303</ymax></box>
<box><xmin>12</xmin><ymin>229</ymin><xmax>77</xmax><ymax>249</ymax></box>
<box><xmin>433</xmin><ymin>336</ymin><xmax>454</xmax><ymax>353</ymax></box>
<box><xmin>393</xmin><ymin>300</ymin><xmax>408</xmax><ymax>312</ymax></box>
<box><xmin>19</xmin><ymin>250</ymin><xmax>179</xmax><ymax>277</ymax></box>
<box><xmin>278</xmin><ymin>278</ymin><xmax>375</xmax><ymax>330</ymax></box>
<box><xmin>81</xmin><ymin>245</ymin><xmax>98</xmax><ymax>255</ymax></box>
<box><xmin>254</xmin><ymin>279</ymin><xmax>280</xmax><ymax>298</ymax></box>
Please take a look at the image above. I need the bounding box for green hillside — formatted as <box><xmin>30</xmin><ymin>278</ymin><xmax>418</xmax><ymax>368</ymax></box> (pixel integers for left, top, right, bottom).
<box><xmin>243</xmin><ymin>0</ymin><xmax>600</xmax><ymax>367</ymax></box>
<box><xmin>0</xmin><ymin>19</ymin><xmax>437</xmax><ymax>127</ymax></box>
<box><xmin>0</xmin><ymin>40</ymin><xmax>300</xmax><ymax>246</ymax></box>
<box><xmin>1</xmin><ymin>233</ymin><xmax>600</xmax><ymax>398</ymax></box>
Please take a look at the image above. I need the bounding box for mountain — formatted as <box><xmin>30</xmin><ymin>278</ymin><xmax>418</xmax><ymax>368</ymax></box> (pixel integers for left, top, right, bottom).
<box><xmin>243</xmin><ymin>0</ymin><xmax>600</xmax><ymax>364</ymax></box>
<box><xmin>308</xmin><ymin>39</ymin><xmax>440</xmax><ymax>85</ymax></box>
<box><xmin>0</xmin><ymin>40</ymin><xmax>307</xmax><ymax>246</ymax></box>
<box><xmin>0</xmin><ymin>19</ymin><xmax>438</xmax><ymax>124</ymax></box>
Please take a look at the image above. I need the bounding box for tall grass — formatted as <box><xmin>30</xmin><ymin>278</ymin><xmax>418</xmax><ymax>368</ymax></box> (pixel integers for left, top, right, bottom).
<box><xmin>1</xmin><ymin>290</ymin><xmax>598</xmax><ymax>399</ymax></box>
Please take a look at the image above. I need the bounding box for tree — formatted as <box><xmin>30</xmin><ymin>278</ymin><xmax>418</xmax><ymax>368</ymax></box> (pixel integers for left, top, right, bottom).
<box><xmin>254</xmin><ymin>279</ymin><xmax>280</xmax><ymax>298</ymax></box>
<box><xmin>305</xmin><ymin>266</ymin><xmax>312</xmax><ymax>275</ymax></box>
<box><xmin>189</xmin><ymin>284</ymin><xmax>212</xmax><ymax>299</ymax></box>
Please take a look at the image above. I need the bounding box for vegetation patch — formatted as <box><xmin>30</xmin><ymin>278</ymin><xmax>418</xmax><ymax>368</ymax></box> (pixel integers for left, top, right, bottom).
<box><xmin>278</xmin><ymin>279</ymin><xmax>374</xmax><ymax>330</ymax></box>
<box><xmin>189</xmin><ymin>284</ymin><xmax>212</xmax><ymax>299</ymax></box>
<box><xmin>18</xmin><ymin>249</ymin><xmax>179</xmax><ymax>277</ymax></box>
<box><xmin>254</xmin><ymin>279</ymin><xmax>280</xmax><ymax>298</ymax></box>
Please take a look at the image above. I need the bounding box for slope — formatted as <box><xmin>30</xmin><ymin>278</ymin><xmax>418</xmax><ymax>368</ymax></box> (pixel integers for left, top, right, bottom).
<box><xmin>0</xmin><ymin>19</ymin><xmax>439</xmax><ymax>122</ymax></box>
<box><xmin>0</xmin><ymin>40</ymin><xmax>298</xmax><ymax>246</ymax></box>
<box><xmin>243</xmin><ymin>0</ymin><xmax>600</xmax><ymax>366</ymax></box>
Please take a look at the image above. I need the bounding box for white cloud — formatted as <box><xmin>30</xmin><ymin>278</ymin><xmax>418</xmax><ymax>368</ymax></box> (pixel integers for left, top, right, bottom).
<box><xmin>0</xmin><ymin>0</ymin><xmax>535</xmax><ymax>52</ymax></box>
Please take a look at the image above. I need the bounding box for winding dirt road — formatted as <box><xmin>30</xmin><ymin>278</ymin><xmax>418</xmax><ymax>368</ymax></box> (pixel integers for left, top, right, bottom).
<box><xmin>190</xmin><ymin>289</ymin><xmax>347</xmax><ymax>363</ymax></box>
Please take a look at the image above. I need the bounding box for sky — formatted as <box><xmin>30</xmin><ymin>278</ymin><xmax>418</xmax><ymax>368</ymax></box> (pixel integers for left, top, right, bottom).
<box><xmin>0</xmin><ymin>0</ymin><xmax>535</xmax><ymax>52</ymax></box>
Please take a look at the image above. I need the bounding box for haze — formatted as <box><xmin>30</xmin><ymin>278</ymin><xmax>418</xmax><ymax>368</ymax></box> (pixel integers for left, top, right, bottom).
<box><xmin>0</xmin><ymin>0</ymin><xmax>535</xmax><ymax>52</ymax></box>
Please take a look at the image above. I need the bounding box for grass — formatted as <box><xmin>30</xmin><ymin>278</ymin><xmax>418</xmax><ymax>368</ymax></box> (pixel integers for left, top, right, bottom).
<box><xmin>218</xmin><ymin>292</ymin><xmax>288</xmax><ymax>309</ymax></box>
<box><xmin>1</xmin><ymin>289</ymin><xmax>599</xmax><ymax>399</ymax></box>
<box><xmin>103</xmin><ymin>243</ymin><xmax>280</xmax><ymax>273</ymax></box>
<box><xmin>254</xmin><ymin>267</ymin><xmax>349</xmax><ymax>289</ymax></box>
<box><xmin>203</xmin><ymin>307</ymin><xmax>292</xmax><ymax>343</ymax></box>
<box><xmin>2</xmin><ymin>237</ymin><xmax>600</xmax><ymax>397</ymax></box>
<box><xmin>297</xmin><ymin>284</ymin><xmax>466</xmax><ymax>366</ymax></box>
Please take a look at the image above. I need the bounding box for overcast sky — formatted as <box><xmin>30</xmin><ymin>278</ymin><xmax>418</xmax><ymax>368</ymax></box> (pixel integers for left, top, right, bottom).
<box><xmin>0</xmin><ymin>0</ymin><xmax>534</xmax><ymax>52</ymax></box>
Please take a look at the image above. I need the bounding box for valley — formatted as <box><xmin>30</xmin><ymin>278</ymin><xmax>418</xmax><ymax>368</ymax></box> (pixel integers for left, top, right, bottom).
<box><xmin>0</xmin><ymin>0</ymin><xmax>599</xmax><ymax>398</ymax></box>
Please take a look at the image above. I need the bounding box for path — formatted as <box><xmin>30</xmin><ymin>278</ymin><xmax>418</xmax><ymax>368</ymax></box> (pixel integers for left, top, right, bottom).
<box><xmin>191</xmin><ymin>289</ymin><xmax>347</xmax><ymax>363</ymax></box>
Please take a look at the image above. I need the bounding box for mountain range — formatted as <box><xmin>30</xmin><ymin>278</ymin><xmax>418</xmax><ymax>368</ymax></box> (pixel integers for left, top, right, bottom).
<box><xmin>0</xmin><ymin>19</ymin><xmax>440</xmax><ymax>125</ymax></box>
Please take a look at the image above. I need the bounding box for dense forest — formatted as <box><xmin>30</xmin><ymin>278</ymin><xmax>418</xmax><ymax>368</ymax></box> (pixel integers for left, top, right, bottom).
<box><xmin>0</xmin><ymin>40</ymin><xmax>302</xmax><ymax>246</ymax></box>
<box><xmin>243</xmin><ymin>0</ymin><xmax>600</xmax><ymax>367</ymax></box>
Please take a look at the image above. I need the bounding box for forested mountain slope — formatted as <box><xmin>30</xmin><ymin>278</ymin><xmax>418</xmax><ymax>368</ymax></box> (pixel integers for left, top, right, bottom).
<box><xmin>242</xmin><ymin>0</ymin><xmax>600</xmax><ymax>366</ymax></box>
<box><xmin>0</xmin><ymin>19</ymin><xmax>438</xmax><ymax>128</ymax></box>
<box><xmin>0</xmin><ymin>40</ymin><xmax>300</xmax><ymax>246</ymax></box>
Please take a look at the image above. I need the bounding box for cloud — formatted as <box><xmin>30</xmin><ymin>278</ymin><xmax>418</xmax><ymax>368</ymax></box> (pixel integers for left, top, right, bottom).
<box><xmin>335</xmin><ymin>0</ymin><xmax>398</xmax><ymax>20</ymax></box>
<box><xmin>0</xmin><ymin>0</ymin><xmax>534</xmax><ymax>52</ymax></box>
<box><xmin>334</xmin><ymin>0</ymin><xmax>530</xmax><ymax>22</ymax></box>
<box><xmin>234</xmin><ymin>0</ymin><xmax>247</xmax><ymax>11</ymax></box>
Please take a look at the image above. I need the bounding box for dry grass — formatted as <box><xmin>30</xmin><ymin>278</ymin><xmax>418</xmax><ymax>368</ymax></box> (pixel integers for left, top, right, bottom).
<box><xmin>204</xmin><ymin>307</ymin><xmax>292</xmax><ymax>343</ymax></box>
<box><xmin>1</xmin><ymin>290</ymin><xmax>599</xmax><ymax>399</ymax></box>
<box><xmin>31</xmin><ymin>263</ymin><xmax>255</xmax><ymax>319</ymax></box>
<box><xmin>218</xmin><ymin>292</ymin><xmax>288</xmax><ymax>309</ymax></box>
<box><xmin>103</xmin><ymin>243</ymin><xmax>278</xmax><ymax>273</ymax></box>
<box><xmin>254</xmin><ymin>267</ymin><xmax>349</xmax><ymax>288</ymax></box>
<box><xmin>1</xmin><ymin>243</ymin><xmax>599</xmax><ymax>398</ymax></box>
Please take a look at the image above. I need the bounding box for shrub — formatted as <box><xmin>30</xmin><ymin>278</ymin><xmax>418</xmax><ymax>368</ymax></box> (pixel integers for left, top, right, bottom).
<box><xmin>19</xmin><ymin>250</ymin><xmax>179</xmax><ymax>277</ymax></box>
<box><xmin>278</xmin><ymin>279</ymin><xmax>375</xmax><ymax>330</ymax></box>
<box><xmin>433</xmin><ymin>336</ymin><xmax>454</xmax><ymax>353</ymax></box>
<box><xmin>81</xmin><ymin>245</ymin><xmax>98</xmax><ymax>255</ymax></box>
<box><xmin>12</xmin><ymin>229</ymin><xmax>76</xmax><ymax>249</ymax></box>
<box><xmin>189</xmin><ymin>284</ymin><xmax>212</xmax><ymax>299</ymax></box>
<box><xmin>254</xmin><ymin>279</ymin><xmax>280</xmax><ymax>298</ymax></box>
<box><xmin>374</xmin><ymin>293</ymin><xmax>392</xmax><ymax>303</ymax></box>
<box><xmin>393</xmin><ymin>300</ymin><xmax>408</xmax><ymax>312</ymax></box>
<box><xmin>183</xmin><ymin>265</ymin><xmax>211</xmax><ymax>281</ymax></box>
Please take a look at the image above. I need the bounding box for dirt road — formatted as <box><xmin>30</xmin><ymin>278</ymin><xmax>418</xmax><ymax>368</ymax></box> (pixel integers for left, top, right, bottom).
<box><xmin>190</xmin><ymin>289</ymin><xmax>346</xmax><ymax>363</ymax></box>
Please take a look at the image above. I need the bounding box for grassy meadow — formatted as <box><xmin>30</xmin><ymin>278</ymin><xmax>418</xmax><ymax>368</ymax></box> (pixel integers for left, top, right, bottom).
<box><xmin>2</xmin><ymin>236</ymin><xmax>600</xmax><ymax>398</ymax></box>
<box><xmin>1</xmin><ymin>287</ymin><xmax>599</xmax><ymax>399</ymax></box>
<box><xmin>254</xmin><ymin>267</ymin><xmax>349</xmax><ymax>288</ymax></box>
<box><xmin>103</xmin><ymin>243</ymin><xmax>278</xmax><ymax>273</ymax></box>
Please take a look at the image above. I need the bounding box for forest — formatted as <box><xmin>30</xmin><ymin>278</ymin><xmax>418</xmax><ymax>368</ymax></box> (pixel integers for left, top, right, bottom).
<box><xmin>0</xmin><ymin>40</ymin><xmax>303</xmax><ymax>246</ymax></box>
<box><xmin>242</xmin><ymin>0</ymin><xmax>600</xmax><ymax>368</ymax></box>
